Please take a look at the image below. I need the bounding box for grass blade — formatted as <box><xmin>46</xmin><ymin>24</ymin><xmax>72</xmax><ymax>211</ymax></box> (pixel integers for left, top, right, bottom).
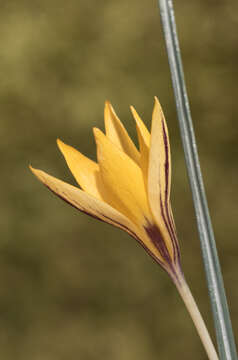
<box><xmin>157</xmin><ymin>1</ymin><xmax>238</xmax><ymax>359</ymax></box>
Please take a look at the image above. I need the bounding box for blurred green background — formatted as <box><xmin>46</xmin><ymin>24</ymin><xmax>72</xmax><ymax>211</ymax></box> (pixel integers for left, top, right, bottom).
<box><xmin>0</xmin><ymin>0</ymin><xmax>237</xmax><ymax>359</ymax></box>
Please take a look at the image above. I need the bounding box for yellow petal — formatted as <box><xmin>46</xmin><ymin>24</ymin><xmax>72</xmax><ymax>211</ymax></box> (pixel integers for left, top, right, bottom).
<box><xmin>57</xmin><ymin>139</ymin><xmax>103</xmax><ymax>200</ymax></box>
<box><xmin>104</xmin><ymin>101</ymin><xmax>140</xmax><ymax>165</ymax></box>
<box><xmin>30</xmin><ymin>166</ymin><xmax>169</xmax><ymax>265</ymax></box>
<box><xmin>148</xmin><ymin>97</ymin><xmax>171</xmax><ymax>210</ymax></box>
<box><xmin>93</xmin><ymin>128</ymin><xmax>152</xmax><ymax>226</ymax></box>
<box><xmin>130</xmin><ymin>106</ymin><xmax>150</xmax><ymax>189</ymax></box>
<box><xmin>30</xmin><ymin>166</ymin><xmax>138</xmax><ymax>237</ymax></box>
<box><xmin>148</xmin><ymin>97</ymin><xmax>173</xmax><ymax>256</ymax></box>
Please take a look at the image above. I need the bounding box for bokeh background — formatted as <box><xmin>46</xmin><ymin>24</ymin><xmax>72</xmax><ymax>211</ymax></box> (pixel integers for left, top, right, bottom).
<box><xmin>0</xmin><ymin>0</ymin><xmax>237</xmax><ymax>359</ymax></box>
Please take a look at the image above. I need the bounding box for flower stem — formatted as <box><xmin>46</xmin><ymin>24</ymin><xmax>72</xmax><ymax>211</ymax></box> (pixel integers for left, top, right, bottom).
<box><xmin>174</xmin><ymin>276</ymin><xmax>219</xmax><ymax>360</ymax></box>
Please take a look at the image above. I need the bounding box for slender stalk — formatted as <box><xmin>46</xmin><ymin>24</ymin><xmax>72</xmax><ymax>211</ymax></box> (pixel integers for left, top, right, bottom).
<box><xmin>157</xmin><ymin>1</ymin><xmax>238</xmax><ymax>359</ymax></box>
<box><xmin>175</xmin><ymin>276</ymin><xmax>219</xmax><ymax>360</ymax></box>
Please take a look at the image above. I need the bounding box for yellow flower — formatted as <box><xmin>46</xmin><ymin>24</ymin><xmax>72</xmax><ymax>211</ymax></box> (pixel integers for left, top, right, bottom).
<box><xmin>30</xmin><ymin>98</ymin><xmax>220</xmax><ymax>360</ymax></box>
<box><xmin>30</xmin><ymin>97</ymin><xmax>181</xmax><ymax>281</ymax></box>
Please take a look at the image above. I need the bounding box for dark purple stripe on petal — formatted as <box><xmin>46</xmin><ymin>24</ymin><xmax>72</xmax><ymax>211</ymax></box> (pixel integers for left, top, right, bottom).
<box><xmin>162</xmin><ymin>119</ymin><xmax>169</xmax><ymax>203</ymax></box>
<box><xmin>45</xmin><ymin>183</ymin><xmax>183</xmax><ymax>283</ymax></box>
<box><xmin>131</xmin><ymin>229</ymin><xmax>183</xmax><ymax>284</ymax></box>
<box><xmin>160</xmin><ymin>195</ymin><xmax>181</xmax><ymax>265</ymax></box>
<box><xmin>144</xmin><ymin>222</ymin><xmax>171</xmax><ymax>266</ymax></box>
<box><xmin>144</xmin><ymin>221</ymin><xmax>181</xmax><ymax>281</ymax></box>
<box><xmin>44</xmin><ymin>185</ymin><xmax>138</xmax><ymax>238</ymax></box>
<box><xmin>162</xmin><ymin>118</ymin><xmax>175</xmax><ymax>235</ymax></box>
<box><xmin>161</xmin><ymin>118</ymin><xmax>175</xmax><ymax>237</ymax></box>
<box><xmin>157</xmin><ymin>119</ymin><xmax>179</xmax><ymax>263</ymax></box>
<box><xmin>161</xmin><ymin>117</ymin><xmax>181</xmax><ymax>265</ymax></box>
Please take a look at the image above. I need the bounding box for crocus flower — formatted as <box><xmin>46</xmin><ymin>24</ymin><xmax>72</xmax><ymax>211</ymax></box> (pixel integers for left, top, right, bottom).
<box><xmin>30</xmin><ymin>97</ymin><xmax>181</xmax><ymax>281</ymax></box>
<box><xmin>30</xmin><ymin>98</ymin><xmax>218</xmax><ymax>360</ymax></box>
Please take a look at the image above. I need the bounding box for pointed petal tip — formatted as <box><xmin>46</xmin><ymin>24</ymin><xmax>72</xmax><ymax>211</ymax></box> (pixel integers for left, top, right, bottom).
<box><xmin>104</xmin><ymin>100</ymin><xmax>114</xmax><ymax>114</ymax></box>
<box><xmin>57</xmin><ymin>138</ymin><xmax>75</xmax><ymax>159</ymax></box>
<box><xmin>130</xmin><ymin>106</ymin><xmax>149</xmax><ymax>136</ymax></box>
<box><xmin>104</xmin><ymin>100</ymin><xmax>111</xmax><ymax>108</ymax></box>
<box><xmin>152</xmin><ymin>97</ymin><xmax>164</xmax><ymax>125</ymax></box>
<box><xmin>104</xmin><ymin>100</ymin><xmax>117</xmax><ymax>122</ymax></box>
<box><xmin>29</xmin><ymin>164</ymin><xmax>37</xmax><ymax>175</ymax></box>
<box><xmin>29</xmin><ymin>166</ymin><xmax>46</xmax><ymax>184</ymax></box>
<box><xmin>56</xmin><ymin>138</ymin><xmax>66</xmax><ymax>152</ymax></box>
<box><xmin>56</xmin><ymin>138</ymin><xmax>63</xmax><ymax>146</ymax></box>
<box><xmin>129</xmin><ymin>105</ymin><xmax>136</xmax><ymax>115</ymax></box>
<box><xmin>104</xmin><ymin>101</ymin><xmax>117</xmax><ymax>125</ymax></box>
<box><xmin>93</xmin><ymin>127</ymin><xmax>104</xmax><ymax>145</ymax></box>
<box><xmin>104</xmin><ymin>101</ymin><xmax>112</xmax><ymax>123</ymax></box>
<box><xmin>153</xmin><ymin>96</ymin><xmax>163</xmax><ymax>112</ymax></box>
<box><xmin>93</xmin><ymin>126</ymin><xmax>100</xmax><ymax>137</ymax></box>
<box><xmin>153</xmin><ymin>96</ymin><xmax>159</xmax><ymax>106</ymax></box>
<box><xmin>130</xmin><ymin>106</ymin><xmax>140</xmax><ymax>125</ymax></box>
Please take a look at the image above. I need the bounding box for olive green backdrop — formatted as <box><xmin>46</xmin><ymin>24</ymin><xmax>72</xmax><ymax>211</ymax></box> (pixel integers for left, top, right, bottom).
<box><xmin>0</xmin><ymin>0</ymin><xmax>237</xmax><ymax>359</ymax></box>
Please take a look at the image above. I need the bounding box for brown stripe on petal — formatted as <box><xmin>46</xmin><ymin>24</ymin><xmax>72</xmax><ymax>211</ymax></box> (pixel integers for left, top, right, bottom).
<box><xmin>46</xmin><ymin>183</ymin><xmax>182</xmax><ymax>278</ymax></box>
<box><xmin>157</xmin><ymin>121</ymin><xmax>179</xmax><ymax>264</ymax></box>
<box><xmin>161</xmin><ymin>118</ymin><xmax>174</xmax><ymax>228</ymax></box>
<box><xmin>99</xmin><ymin>212</ymin><xmax>138</xmax><ymax>238</ymax></box>
<box><xmin>144</xmin><ymin>221</ymin><xmax>181</xmax><ymax>281</ymax></box>
<box><xmin>46</xmin><ymin>181</ymin><xmax>184</xmax><ymax>283</ymax></box>
<box><xmin>45</xmin><ymin>185</ymin><xmax>101</xmax><ymax>221</ymax></box>
<box><xmin>161</xmin><ymin>118</ymin><xmax>175</xmax><ymax>237</ymax></box>
<box><xmin>160</xmin><ymin>195</ymin><xmax>181</xmax><ymax>265</ymax></box>
<box><xmin>162</xmin><ymin>118</ymin><xmax>170</xmax><ymax>203</ymax></box>
<box><xmin>45</xmin><ymin>185</ymin><xmax>138</xmax><ymax>238</ymax></box>
<box><xmin>144</xmin><ymin>222</ymin><xmax>171</xmax><ymax>266</ymax></box>
<box><xmin>132</xmin><ymin>232</ymin><xmax>168</xmax><ymax>269</ymax></box>
<box><xmin>161</xmin><ymin>117</ymin><xmax>181</xmax><ymax>265</ymax></box>
<box><xmin>156</xmin><ymin>178</ymin><xmax>179</xmax><ymax>266</ymax></box>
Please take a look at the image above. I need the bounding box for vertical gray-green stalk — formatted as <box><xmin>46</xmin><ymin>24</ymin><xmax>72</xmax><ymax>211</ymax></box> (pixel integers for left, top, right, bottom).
<box><xmin>157</xmin><ymin>0</ymin><xmax>237</xmax><ymax>359</ymax></box>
